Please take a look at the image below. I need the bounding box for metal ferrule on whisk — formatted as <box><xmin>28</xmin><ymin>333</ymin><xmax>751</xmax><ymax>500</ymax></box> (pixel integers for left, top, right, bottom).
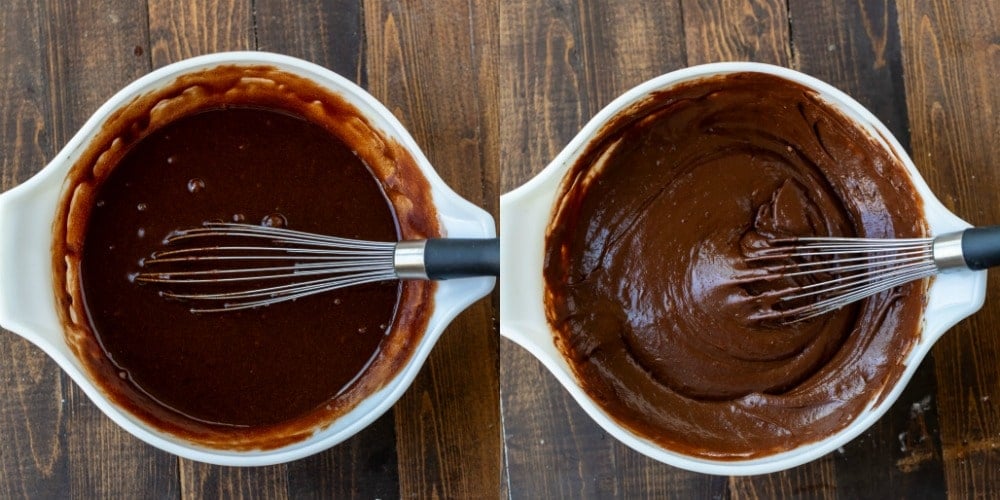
<box><xmin>394</xmin><ymin>240</ymin><xmax>428</xmax><ymax>279</ymax></box>
<box><xmin>932</xmin><ymin>231</ymin><xmax>968</xmax><ymax>270</ymax></box>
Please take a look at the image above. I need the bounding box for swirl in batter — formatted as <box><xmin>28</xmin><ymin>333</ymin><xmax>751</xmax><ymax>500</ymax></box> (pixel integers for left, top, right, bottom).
<box><xmin>544</xmin><ymin>72</ymin><xmax>926</xmax><ymax>458</ymax></box>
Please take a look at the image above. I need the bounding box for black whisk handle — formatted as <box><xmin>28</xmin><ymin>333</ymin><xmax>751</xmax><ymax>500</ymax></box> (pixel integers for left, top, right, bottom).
<box><xmin>423</xmin><ymin>238</ymin><xmax>500</xmax><ymax>279</ymax></box>
<box><xmin>962</xmin><ymin>226</ymin><xmax>1000</xmax><ymax>270</ymax></box>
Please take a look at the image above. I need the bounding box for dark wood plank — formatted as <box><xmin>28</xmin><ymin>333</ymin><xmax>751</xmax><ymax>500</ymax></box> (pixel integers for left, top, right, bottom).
<box><xmin>47</xmin><ymin>0</ymin><xmax>182</xmax><ymax>496</ymax></box>
<box><xmin>0</xmin><ymin>0</ymin><xmax>181</xmax><ymax>497</ymax></box>
<box><xmin>256</xmin><ymin>0</ymin><xmax>365</xmax><ymax>83</ymax></box>
<box><xmin>0</xmin><ymin>339</ymin><xmax>68</xmax><ymax>500</ymax></box>
<box><xmin>360</xmin><ymin>1</ymin><xmax>502</xmax><ymax>497</ymax></box>
<box><xmin>143</xmin><ymin>2</ymin><xmax>297</xmax><ymax>498</ymax></box>
<box><xmin>898</xmin><ymin>1</ymin><xmax>1000</xmax><ymax>496</ymax></box>
<box><xmin>0</xmin><ymin>3</ymin><xmax>70</xmax><ymax>496</ymax></box>
<box><xmin>147</xmin><ymin>0</ymin><xmax>254</xmax><ymax>66</ymax></box>
<box><xmin>681</xmin><ymin>0</ymin><xmax>791</xmax><ymax>65</ymax></box>
<box><xmin>679</xmin><ymin>2</ymin><xmax>843</xmax><ymax>496</ymax></box>
<box><xmin>499</xmin><ymin>2</ymin><xmax>607</xmax><ymax>496</ymax></box>
<box><xmin>471</xmin><ymin>0</ymin><xmax>502</xmax><ymax>224</ymax></box>
<box><xmin>0</xmin><ymin>1</ymin><xmax>57</xmax><ymax>190</ymax></box>
<box><xmin>830</xmin><ymin>367</ymin><xmax>946</xmax><ymax>499</ymax></box>
<box><xmin>498</xmin><ymin>1</ymin><xmax>719</xmax><ymax>497</ymax></box>
<box><xmin>729</xmin><ymin>466</ymin><xmax>838</xmax><ymax>499</ymax></box>
<box><xmin>252</xmin><ymin>1</ymin><xmax>409</xmax><ymax>498</ymax></box>
<box><xmin>789</xmin><ymin>0</ymin><xmax>911</xmax><ymax>149</ymax></box>
<box><xmin>615</xmin><ymin>440</ymin><xmax>728</xmax><ymax>498</ymax></box>
<box><xmin>284</xmin><ymin>413</ymin><xmax>400</xmax><ymax>499</ymax></box>
<box><xmin>178</xmin><ymin>462</ymin><xmax>286</xmax><ymax>499</ymax></box>
<box><xmin>787</xmin><ymin>1</ymin><xmax>948</xmax><ymax>497</ymax></box>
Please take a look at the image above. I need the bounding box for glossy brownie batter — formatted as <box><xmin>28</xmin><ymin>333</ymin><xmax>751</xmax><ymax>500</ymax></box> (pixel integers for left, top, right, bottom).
<box><xmin>82</xmin><ymin>106</ymin><xmax>399</xmax><ymax>428</ymax></box>
<box><xmin>55</xmin><ymin>66</ymin><xmax>439</xmax><ymax>449</ymax></box>
<box><xmin>544</xmin><ymin>72</ymin><xmax>926</xmax><ymax>458</ymax></box>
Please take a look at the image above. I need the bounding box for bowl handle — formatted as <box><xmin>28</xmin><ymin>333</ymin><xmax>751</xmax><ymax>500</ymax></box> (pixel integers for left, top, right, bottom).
<box><xmin>0</xmin><ymin>163</ymin><xmax>68</xmax><ymax>351</ymax></box>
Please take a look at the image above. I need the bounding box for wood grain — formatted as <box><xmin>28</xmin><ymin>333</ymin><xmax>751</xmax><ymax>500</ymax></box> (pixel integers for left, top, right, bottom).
<box><xmin>1</xmin><ymin>0</ymin><xmax>998</xmax><ymax>497</ymax></box>
<box><xmin>0</xmin><ymin>339</ymin><xmax>67</xmax><ymax>499</ymax></box>
<box><xmin>497</xmin><ymin>0</ymin><xmax>701</xmax><ymax>497</ymax></box>
<box><xmin>0</xmin><ymin>0</ymin><xmax>180</xmax><ymax>496</ymax></box>
<box><xmin>681</xmin><ymin>1</ymin><xmax>841</xmax><ymax>496</ymax></box>
<box><xmin>682</xmin><ymin>0</ymin><xmax>791</xmax><ymax>65</ymax></box>
<box><xmin>788</xmin><ymin>1</ymin><xmax>948</xmax><ymax>497</ymax></box>
<box><xmin>147</xmin><ymin>0</ymin><xmax>254</xmax><ymax>67</ymax></box>
<box><xmin>788</xmin><ymin>0</ymin><xmax>911</xmax><ymax>146</ymax></box>
<box><xmin>0</xmin><ymin>3</ymin><xmax>68</xmax><ymax>494</ymax></box>
<box><xmin>256</xmin><ymin>0</ymin><xmax>366</xmax><ymax>82</ymax></box>
<box><xmin>145</xmin><ymin>2</ymin><xmax>293</xmax><ymax>497</ymax></box>
<box><xmin>148</xmin><ymin>1</ymin><xmax>415</xmax><ymax>497</ymax></box>
<box><xmin>0</xmin><ymin>3</ymin><xmax>86</xmax><ymax>491</ymax></box>
<box><xmin>362</xmin><ymin>1</ymin><xmax>502</xmax><ymax>497</ymax></box>
<box><xmin>898</xmin><ymin>0</ymin><xmax>1000</xmax><ymax>496</ymax></box>
<box><xmin>498</xmin><ymin>0</ymin><xmax>995</xmax><ymax>497</ymax></box>
<box><xmin>284</xmin><ymin>414</ymin><xmax>401</xmax><ymax>499</ymax></box>
<box><xmin>498</xmin><ymin>3</ymin><xmax>621</xmax><ymax>493</ymax></box>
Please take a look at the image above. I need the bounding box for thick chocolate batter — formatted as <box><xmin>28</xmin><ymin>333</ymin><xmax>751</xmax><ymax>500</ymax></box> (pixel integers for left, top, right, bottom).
<box><xmin>55</xmin><ymin>66</ymin><xmax>439</xmax><ymax>449</ymax></box>
<box><xmin>544</xmin><ymin>72</ymin><xmax>926</xmax><ymax>459</ymax></box>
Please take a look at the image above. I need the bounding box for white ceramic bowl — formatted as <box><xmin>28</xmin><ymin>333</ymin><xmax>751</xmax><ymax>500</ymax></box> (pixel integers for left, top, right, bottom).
<box><xmin>499</xmin><ymin>62</ymin><xmax>987</xmax><ymax>475</ymax></box>
<box><xmin>0</xmin><ymin>52</ymin><xmax>496</xmax><ymax>466</ymax></box>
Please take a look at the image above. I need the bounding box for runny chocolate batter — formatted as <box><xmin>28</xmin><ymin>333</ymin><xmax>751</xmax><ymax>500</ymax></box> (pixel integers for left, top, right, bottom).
<box><xmin>55</xmin><ymin>65</ymin><xmax>439</xmax><ymax>449</ymax></box>
<box><xmin>82</xmin><ymin>107</ymin><xmax>398</xmax><ymax>428</ymax></box>
<box><xmin>544</xmin><ymin>72</ymin><xmax>926</xmax><ymax>459</ymax></box>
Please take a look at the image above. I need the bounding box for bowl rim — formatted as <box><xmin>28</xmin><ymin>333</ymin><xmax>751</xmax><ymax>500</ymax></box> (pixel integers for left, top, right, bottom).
<box><xmin>0</xmin><ymin>51</ymin><xmax>496</xmax><ymax>466</ymax></box>
<box><xmin>498</xmin><ymin>61</ymin><xmax>987</xmax><ymax>475</ymax></box>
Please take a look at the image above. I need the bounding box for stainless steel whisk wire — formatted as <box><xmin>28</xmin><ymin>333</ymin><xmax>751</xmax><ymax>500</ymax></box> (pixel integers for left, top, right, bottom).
<box><xmin>135</xmin><ymin>222</ymin><xmax>499</xmax><ymax>312</ymax></box>
<box><xmin>138</xmin><ymin>222</ymin><xmax>996</xmax><ymax>321</ymax></box>
<box><xmin>742</xmin><ymin>228</ymin><xmax>999</xmax><ymax>322</ymax></box>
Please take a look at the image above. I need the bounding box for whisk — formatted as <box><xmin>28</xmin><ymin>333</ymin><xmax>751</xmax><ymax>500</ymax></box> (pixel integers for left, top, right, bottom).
<box><xmin>742</xmin><ymin>227</ymin><xmax>1000</xmax><ymax>322</ymax></box>
<box><xmin>134</xmin><ymin>222</ymin><xmax>499</xmax><ymax>312</ymax></box>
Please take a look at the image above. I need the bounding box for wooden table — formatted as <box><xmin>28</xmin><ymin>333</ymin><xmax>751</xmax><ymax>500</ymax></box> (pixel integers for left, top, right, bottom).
<box><xmin>0</xmin><ymin>0</ymin><xmax>996</xmax><ymax>498</ymax></box>
<box><xmin>500</xmin><ymin>1</ymin><xmax>1000</xmax><ymax>497</ymax></box>
<box><xmin>0</xmin><ymin>1</ymin><xmax>499</xmax><ymax>498</ymax></box>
